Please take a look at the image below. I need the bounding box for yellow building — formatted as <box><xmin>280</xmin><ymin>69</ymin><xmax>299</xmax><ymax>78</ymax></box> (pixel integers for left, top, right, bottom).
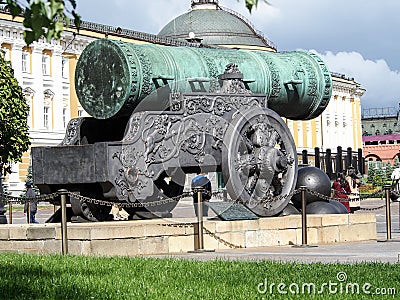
<box><xmin>0</xmin><ymin>1</ymin><xmax>364</xmax><ymax>194</ymax></box>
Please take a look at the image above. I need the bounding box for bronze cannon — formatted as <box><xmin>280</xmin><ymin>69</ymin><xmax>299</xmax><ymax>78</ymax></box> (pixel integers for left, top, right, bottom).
<box><xmin>32</xmin><ymin>39</ymin><xmax>332</xmax><ymax>221</ymax></box>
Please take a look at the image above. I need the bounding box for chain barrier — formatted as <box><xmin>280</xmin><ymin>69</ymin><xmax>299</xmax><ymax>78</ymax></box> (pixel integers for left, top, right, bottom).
<box><xmin>203</xmin><ymin>227</ymin><xmax>243</xmax><ymax>249</ymax></box>
<box><xmin>68</xmin><ymin>191</ymin><xmax>193</xmax><ymax>208</ymax></box>
<box><xmin>162</xmin><ymin>223</ymin><xmax>194</xmax><ymax>229</ymax></box>
<box><xmin>161</xmin><ymin>222</ymin><xmax>243</xmax><ymax>249</ymax></box>
<box><xmin>0</xmin><ymin>192</ymin><xmax>59</xmax><ymax>204</ymax></box>
<box><xmin>0</xmin><ymin>185</ymin><xmax>393</xmax><ymax>213</ymax></box>
<box><xmin>303</xmin><ymin>188</ymin><xmax>389</xmax><ymax>211</ymax></box>
<box><xmin>0</xmin><ymin>186</ymin><xmax>395</xmax><ymax>247</ymax></box>
<box><xmin>358</xmin><ymin>204</ymin><xmax>388</xmax><ymax>212</ymax></box>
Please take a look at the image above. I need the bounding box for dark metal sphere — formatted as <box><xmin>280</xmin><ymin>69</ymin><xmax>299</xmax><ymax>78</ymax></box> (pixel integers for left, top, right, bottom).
<box><xmin>328</xmin><ymin>200</ymin><xmax>349</xmax><ymax>214</ymax></box>
<box><xmin>291</xmin><ymin>166</ymin><xmax>331</xmax><ymax>209</ymax></box>
<box><xmin>277</xmin><ymin>203</ymin><xmax>301</xmax><ymax>216</ymax></box>
<box><xmin>306</xmin><ymin>201</ymin><xmax>342</xmax><ymax>214</ymax></box>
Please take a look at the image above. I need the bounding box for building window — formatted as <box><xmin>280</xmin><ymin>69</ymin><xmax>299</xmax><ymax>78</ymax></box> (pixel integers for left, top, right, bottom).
<box><xmin>62</xmin><ymin>57</ymin><xmax>69</xmax><ymax>79</ymax></box>
<box><xmin>44</xmin><ymin>106</ymin><xmax>49</xmax><ymax>129</ymax></box>
<box><xmin>22</xmin><ymin>51</ymin><xmax>29</xmax><ymax>73</ymax></box>
<box><xmin>42</xmin><ymin>54</ymin><xmax>50</xmax><ymax>75</ymax></box>
<box><xmin>78</xmin><ymin>109</ymin><xmax>83</xmax><ymax>117</ymax></box>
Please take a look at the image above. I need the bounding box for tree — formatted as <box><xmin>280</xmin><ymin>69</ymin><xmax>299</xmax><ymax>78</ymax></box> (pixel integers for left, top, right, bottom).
<box><xmin>367</xmin><ymin>165</ymin><xmax>376</xmax><ymax>184</ymax></box>
<box><xmin>385</xmin><ymin>162</ymin><xmax>393</xmax><ymax>183</ymax></box>
<box><xmin>2</xmin><ymin>0</ymin><xmax>80</xmax><ymax>45</ymax></box>
<box><xmin>0</xmin><ymin>52</ymin><xmax>30</xmax><ymax>177</ymax></box>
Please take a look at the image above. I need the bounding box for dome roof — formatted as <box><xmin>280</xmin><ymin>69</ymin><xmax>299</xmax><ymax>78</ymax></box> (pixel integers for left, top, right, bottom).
<box><xmin>158</xmin><ymin>1</ymin><xmax>276</xmax><ymax>50</ymax></box>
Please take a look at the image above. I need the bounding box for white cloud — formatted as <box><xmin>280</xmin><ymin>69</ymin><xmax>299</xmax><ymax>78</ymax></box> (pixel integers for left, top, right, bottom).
<box><xmin>310</xmin><ymin>50</ymin><xmax>400</xmax><ymax>109</ymax></box>
<box><xmin>77</xmin><ymin>0</ymin><xmax>188</xmax><ymax>33</ymax></box>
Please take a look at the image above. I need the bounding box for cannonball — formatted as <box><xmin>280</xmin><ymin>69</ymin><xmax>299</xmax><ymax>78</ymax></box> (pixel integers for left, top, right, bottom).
<box><xmin>277</xmin><ymin>203</ymin><xmax>301</xmax><ymax>216</ymax></box>
<box><xmin>328</xmin><ymin>200</ymin><xmax>349</xmax><ymax>214</ymax></box>
<box><xmin>291</xmin><ymin>166</ymin><xmax>331</xmax><ymax>209</ymax></box>
<box><xmin>305</xmin><ymin>201</ymin><xmax>342</xmax><ymax>214</ymax></box>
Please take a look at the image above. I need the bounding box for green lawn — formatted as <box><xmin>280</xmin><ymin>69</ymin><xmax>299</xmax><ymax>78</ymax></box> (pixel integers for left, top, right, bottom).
<box><xmin>0</xmin><ymin>253</ymin><xmax>398</xmax><ymax>299</ymax></box>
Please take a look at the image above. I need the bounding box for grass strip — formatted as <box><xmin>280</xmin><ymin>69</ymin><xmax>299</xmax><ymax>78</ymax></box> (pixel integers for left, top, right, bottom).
<box><xmin>0</xmin><ymin>253</ymin><xmax>398</xmax><ymax>299</ymax></box>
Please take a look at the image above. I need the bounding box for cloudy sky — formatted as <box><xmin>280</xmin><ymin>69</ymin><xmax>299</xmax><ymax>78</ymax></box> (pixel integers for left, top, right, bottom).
<box><xmin>76</xmin><ymin>0</ymin><xmax>400</xmax><ymax>110</ymax></box>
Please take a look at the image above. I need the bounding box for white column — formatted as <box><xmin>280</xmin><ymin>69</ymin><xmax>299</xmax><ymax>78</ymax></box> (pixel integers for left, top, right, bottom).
<box><xmin>31</xmin><ymin>45</ymin><xmax>45</xmax><ymax>130</ymax></box>
<box><xmin>306</xmin><ymin>120</ymin><xmax>312</xmax><ymax>150</ymax></box>
<box><xmin>297</xmin><ymin>121</ymin><xmax>303</xmax><ymax>148</ymax></box>
<box><xmin>52</xmin><ymin>46</ymin><xmax>64</xmax><ymax>131</ymax></box>
<box><xmin>344</xmin><ymin>98</ymin><xmax>352</xmax><ymax>148</ymax></box>
<box><xmin>11</xmin><ymin>43</ymin><xmax>24</xmax><ymax>84</ymax></box>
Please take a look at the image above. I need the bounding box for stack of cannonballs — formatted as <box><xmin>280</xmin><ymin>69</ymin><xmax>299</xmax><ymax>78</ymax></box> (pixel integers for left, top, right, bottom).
<box><xmin>288</xmin><ymin>166</ymin><xmax>349</xmax><ymax>214</ymax></box>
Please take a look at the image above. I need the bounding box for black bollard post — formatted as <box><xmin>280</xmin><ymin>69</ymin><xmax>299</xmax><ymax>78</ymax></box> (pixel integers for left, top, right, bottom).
<box><xmin>314</xmin><ymin>147</ymin><xmax>320</xmax><ymax>169</ymax></box>
<box><xmin>384</xmin><ymin>185</ymin><xmax>392</xmax><ymax>240</ymax></box>
<box><xmin>302</xmin><ymin>150</ymin><xmax>308</xmax><ymax>165</ymax></box>
<box><xmin>336</xmin><ymin>146</ymin><xmax>343</xmax><ymax>174</ymax></box>
<box><xmin>357</xmin><ymin>148</ymin><xmax>364</xmax><ymax>175</ymax></box>
<box><xmin>59</xmin><ymin>189</ymin><xmax>69</xmax><ymax>255</ymax></box>
<box><xmin>325</xmin><ymin>149</ymin><xmax>333</xmax><ymax>179</ymax></box>
<box><xmin>346</xmin><ymin>147</ymin><xmax>352</xmax><ymax>170</ymax></box>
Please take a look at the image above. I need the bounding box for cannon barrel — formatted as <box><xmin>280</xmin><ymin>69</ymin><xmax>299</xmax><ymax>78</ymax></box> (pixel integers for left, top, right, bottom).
<box><xmin>75</xmin><ymin>39</ymin><xmax>332</xmax><ymax>120</ymax></box>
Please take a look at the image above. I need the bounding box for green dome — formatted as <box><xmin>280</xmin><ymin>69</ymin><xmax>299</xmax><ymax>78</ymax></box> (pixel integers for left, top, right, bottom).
<box><xmin>158</xmin><ymin>2</ymin><xmax>275</xmax><ymax>49</ymax></box>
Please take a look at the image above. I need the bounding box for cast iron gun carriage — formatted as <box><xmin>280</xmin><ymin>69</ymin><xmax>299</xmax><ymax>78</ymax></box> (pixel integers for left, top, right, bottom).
<box><xmin>32</xmin><ymin>39</ymin><xmax>332</xmax><ymax>221</ymax></box>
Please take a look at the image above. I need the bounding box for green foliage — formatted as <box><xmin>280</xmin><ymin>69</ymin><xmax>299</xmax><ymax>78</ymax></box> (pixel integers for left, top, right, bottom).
<box><xmin>0</xmin><ymin>253</ymin><xmax>398</xmax><ymax>299</ymax></box>
<box><xmin>367</xmin><ymin>162</ymin><xmax>397</xmax><ymax>188</ymax></box>
<box><xmin>0</xmin><ymin>54</ymin><xmax>30</xmax><ymax>175</ymax></box>
<box><xmin>4</xmin><ymin>0</ymin><xmax>81</xmax><ymax>45</ymax></box>
<box><xmin>366</xmin><ymin>165</ymin><xmax>375</xmax><ymax>184</ymax></box>
<box><xmin>385</xmin><ymin>162</ymin><xmax>394</xmax><ymax>182</ymax></box>
<box><xmin>394</xmin><ymin>156</ymin><xmax>400</xmax><ymax>168</ymax></box>
<box><xmin>240</xmin><ymin>0</ymin><xmax>271</xmax><ymax>12</ymax></box>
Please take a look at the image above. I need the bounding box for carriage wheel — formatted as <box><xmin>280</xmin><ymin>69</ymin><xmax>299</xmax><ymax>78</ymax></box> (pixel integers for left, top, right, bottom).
<box><xmin>222</xmin><ymin>107</ymin><xmax>298</xmax><ymax>216</ymax></box>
